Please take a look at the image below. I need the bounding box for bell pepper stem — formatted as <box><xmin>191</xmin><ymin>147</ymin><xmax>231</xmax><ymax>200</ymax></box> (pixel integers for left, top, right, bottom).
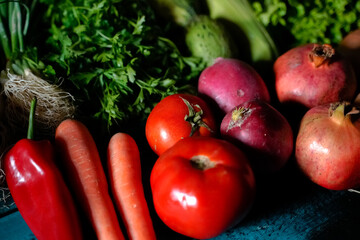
<box><xmin>27</xmin><ymin>97</ymin><xmax>37</xmax><ymax>139</ymax></box>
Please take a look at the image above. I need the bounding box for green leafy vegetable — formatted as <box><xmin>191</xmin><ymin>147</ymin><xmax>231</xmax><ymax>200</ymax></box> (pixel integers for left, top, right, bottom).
<box><xmin>40</xmin><ymin>0</ymin><xmax>204</xmax><ymax>127</ymax></box>
<box><xmin>251</xmin><ymin>0</ymin><xmax>360</xmax><ymax>48</ymax></box>
<box><xmin>0</xmin><ymin>0</ymin><xmax>75</xmax><ymax>144</ymax></box>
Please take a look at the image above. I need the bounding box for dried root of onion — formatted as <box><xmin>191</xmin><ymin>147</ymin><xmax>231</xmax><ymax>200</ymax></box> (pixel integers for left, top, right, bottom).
<box><xmin>0</xmin><ymin>69</ymin><xmax>76</xmax><ymax>137</ymax></box>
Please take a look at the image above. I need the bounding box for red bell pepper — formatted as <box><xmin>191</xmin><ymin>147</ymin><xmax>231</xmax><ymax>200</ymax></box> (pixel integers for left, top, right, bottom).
<box><xmin>3</xmin><ymin>98</ymin><xmax>83</xmax><ymax>240</ymax></box>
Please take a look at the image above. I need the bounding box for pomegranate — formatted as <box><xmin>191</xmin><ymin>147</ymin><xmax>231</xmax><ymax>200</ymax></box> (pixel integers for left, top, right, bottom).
<box><xmin>274</xmin><ymin>43</ymin><xmax>357</xmax><ymax>108</ymax></box>
<box><xmin>338</xmin><ymin>29</ymin><xmax>360</xmax><ymax>80</ymax></box>
<box><xmin>220</xmin><ymin>99</ymin><xmax>293</xmax><ymax>173</ymax></box>
<box><xmin>198</xmin><ymin>57</ymin><xmax>270</xmax><ymax>115</ymax></box>
<box><xmin>295</xmin><ymin>102</ymin><xmax>360</xmax><ymax>190</ymax></box>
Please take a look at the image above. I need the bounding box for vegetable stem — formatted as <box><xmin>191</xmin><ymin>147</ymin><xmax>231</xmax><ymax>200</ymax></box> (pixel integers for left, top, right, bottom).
<box><xmin>8</xmin><ymin>2</ymin><xmax>18</xmax><ymax>54</ymax></box>
<box><xmin>14</xmin><ymin>2</ymin><xmax>24</xmax><ymax>52</ymax></box>
<box><xmin>27</xmin><ymin>97</ymin><xmax>37</xmax><ymax>140</ymax></box>
<box><xmin>0</xmin><ymin>15</ymin><xmax>11</xmax><ymax>59</ymax></box>
<box><xmin>21</xmin><ymin>2</ymin><xmax>30</xmax><ymax>36</ymax></box>
<box><xmin>0</xmin><ymin>2</ymin><xmax>7</xmax><ymax>18</ymax></box>
<box><xmin>181</xmin><ymin>96</ymin><xmax>213</xmax><ymax>136</ymax></box>
<box><xmin>0</xmin><ymin>1</ymin><xmax>30</xmax><ymax>62</ymax></box>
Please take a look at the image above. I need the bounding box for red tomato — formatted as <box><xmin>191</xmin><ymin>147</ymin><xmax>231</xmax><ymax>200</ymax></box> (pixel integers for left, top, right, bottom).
<box><xmin>150</xmin><ymin>136</ymin><xmax>256</xmax><ymax>239</ymax></box>
<box><xmin>145</xmin><ymin>93</ymin><xmax>217</xmax><ymax>156</ymax></box>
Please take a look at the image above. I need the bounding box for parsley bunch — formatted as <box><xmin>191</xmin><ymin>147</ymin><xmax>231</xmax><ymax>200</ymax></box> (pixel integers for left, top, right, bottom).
<box><xmin>40</xmin><ymin>0</ymin><xmax>204</xmax><ymax>127</ymax></box>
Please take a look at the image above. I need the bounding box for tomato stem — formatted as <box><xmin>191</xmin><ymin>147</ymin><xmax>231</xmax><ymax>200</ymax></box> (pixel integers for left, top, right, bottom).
<box><xmin>180</xmin><ymin>96</ymin><xmax>213</xmax><ymax>136</ymax></box>
<box><xmin>190</xmin><ymin>155</ymin><xmax>215</xmax><ymax>170</ymax></box>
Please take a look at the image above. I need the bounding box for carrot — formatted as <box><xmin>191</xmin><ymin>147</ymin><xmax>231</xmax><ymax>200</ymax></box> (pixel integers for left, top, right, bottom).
<box><xmin>55</xmin><ymin>119</ymin><xmax>125</xmax><ymax>240</ymax></box>
<box><xmin>107</xmin><ymin>133</ymin><xmax>157</xmax><ymax>240</ymax></box>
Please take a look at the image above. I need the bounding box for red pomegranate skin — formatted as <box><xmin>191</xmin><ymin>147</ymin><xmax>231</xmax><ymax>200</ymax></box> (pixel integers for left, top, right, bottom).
<box><xmin>198</xmin><ymin>57</ymin><xmax>270</xmax><ymax>114</ymax></box>
<box><xmin>220</xmin><ymin>100</ymin><xmax>293</xmax><ymax>173</ymax></box>
<box><xmin>274</xmin><ymin>44</ymin><xmax>357</xmax><ymax>108</ymax></box>
<box><xmin>338</xmin><ymin>29</ymin><xmax>360</xmax><ymax>80</ymax></box>
<box><xmin>295</xmin><ymin>103</ymin><xmax>360</xmax><ymax>190</ymax></box>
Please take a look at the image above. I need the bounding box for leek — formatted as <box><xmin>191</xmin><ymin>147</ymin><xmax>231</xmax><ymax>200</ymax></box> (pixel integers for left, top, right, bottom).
<box><xmin>148</xmin><ymin>0</ymin><xmax>198</xmax><ymax>27</ymax></box>
<box><xmin>206</xmin><ymin>0</ymin><xmax>278</xmax><ymax>64</ymax></box>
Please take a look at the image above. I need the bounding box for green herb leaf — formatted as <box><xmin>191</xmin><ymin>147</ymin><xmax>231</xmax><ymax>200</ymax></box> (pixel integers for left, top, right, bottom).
<box><xmin>251</xmin><ymin>0</ymin><xmax>360</xmax><ymax>48</ymax></box>
<box><xmin>41</xmin><ymin>0</ymin><xmax>202</xmax><ymax>127</ymax></box>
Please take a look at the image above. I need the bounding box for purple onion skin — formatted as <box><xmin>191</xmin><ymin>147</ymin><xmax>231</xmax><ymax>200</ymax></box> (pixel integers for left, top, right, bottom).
<box><xmin>220</xmin><ymin>100</ymin><xmax>293</xmax><ymax>173</ymax></box>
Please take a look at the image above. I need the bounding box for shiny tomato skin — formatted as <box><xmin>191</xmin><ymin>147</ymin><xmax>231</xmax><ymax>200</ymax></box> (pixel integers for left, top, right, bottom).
<box><xmin>145</xmin><ymin>93</ymin><xmax>217</xmax><ymax>156</ymax></box>
<box><xmin>150</xmin><ymin>136</ymin><xmax>256</xmax><ymax>239</ymax></box>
